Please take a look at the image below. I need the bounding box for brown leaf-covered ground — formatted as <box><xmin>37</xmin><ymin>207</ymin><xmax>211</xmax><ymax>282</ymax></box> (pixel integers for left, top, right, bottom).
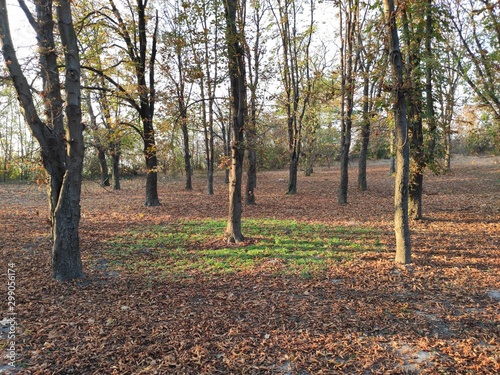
<box><xmin>1</xmin><ymin>156</ymin><xmax>499</xmax><ymax>374</ymax></box>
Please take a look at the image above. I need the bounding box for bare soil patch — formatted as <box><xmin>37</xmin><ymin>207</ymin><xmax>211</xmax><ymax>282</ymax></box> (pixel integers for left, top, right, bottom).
<box><xmin>1</xmin><ymin>156</ymin><xmax>499</xmax><ymax>374</ymax></box>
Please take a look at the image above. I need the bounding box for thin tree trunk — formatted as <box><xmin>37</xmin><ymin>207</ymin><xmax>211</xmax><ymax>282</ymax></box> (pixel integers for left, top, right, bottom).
<box><xmin>144</xmin><ymin>120</ymin><xmax>160</xmax><ymax>206</ymax></box>
<box><xmin>288</xmin><ymin>152</ymin><xmax>299</xmax><ymax>195</ymax></box>
<box><xmin>383</xmin><ymin>0</ymin><xmax>411</xmax><ymax>264</ymax></box>
<box><xmin>180</xmin><ymin>112</ymin><xmax>192</xmax><ymax>190</ymax></box>
<box><xmin>245</xmin><ymin>91</ymin><xmax>257</xmax><ymax>204</ymax></box>
<box><xmin>85</xmin><ymin>91</ymin><xmax>110</xmax><ymax>186</ymax></box>
<box><xmin>389</xmin><ymin>129</ymin><xmax>396</xmax><ymax>175</ymax></box>
<box><xmin>176</xmin><ymin>48</ymin><xmax>192</xmax><ymax>190</ymax></box>
<box><xmin>358</xmin><ymin>74</ymin><xmax>370</xmax><ymax>191</ymax></box>
<box><xmin>111</xmin><ymin>149</ymin><xmax>120</xmax><ymax>190</ymax></box>
<box><xmin>338</xmin><ymin>0</ymin><xmax>357</xmax><ymax>204</ymax></box>
<box><xmin>425</xmin><ymin>0</ymin><xmax>437</xmax><ymax>160</ymax></box>
<box><xmin>97</xmin><ymin>148</ymin><xmax>110</xmax><ymax>186</ymax></box>
<box><xmin>224</xmin><ymin>0</ymin><xmax>246</xmax><ymax>243</ymax></box>
<box><xmin>207</xmin><ymin>99</ymin><xmax>215</xmax><ymax>195</ymax></box>
<box><xmin>246</xmin><ymin>147</ymin><xmax>257</xmax><ymax>205</ymax></box>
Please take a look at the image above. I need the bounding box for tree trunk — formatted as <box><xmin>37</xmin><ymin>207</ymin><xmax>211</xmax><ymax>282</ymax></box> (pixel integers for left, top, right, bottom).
<box><xmin>97</xmin><ymin>148</ymin><xmax>110</xmax><ymax>186</ymax></box>
<box><xmin>358</xmin><ymin>75</ymin><xmax>370</xmax><ymax>191</ymax></box>
<box><xmin>338</xmin><ymin>0</ymin><xmax>357</xmax><ymax>204</ymax></box>
<box><xmin>245</xmin><ymin>91</ymin><xmax>257</xmax><ymax>204</ymax></box>
<box><xmin>180</xmin><ymin>112</ymin><xmax>192</xmax><ymax>190</ymax></box>
<box><xmin>1</xmin><ymin>0</ymin><xmax>84</xmax><ymax>281</ymax></box>
<box><xmin>338</xmin><ymin>134</ymin><xmax>350</xmax><ymax>203</ymax></box>
<box><xmin>402</xmin><ymin>6</ymin><xmax>424</xmax><ymax>220</ymax></box>
<box><xmin>389</xmin><ymin>129</ymin><xmax>396</xmax><ymax>175</ymax></box>
<box><xmin>144</xmin><ymin>121</ymin><xmax>160</xmax><ymax>206</ymax></box>
<box><xmin>383</xmin><ymin>0</ymin><xmax>411</xmax><ymax>264</ymax></box>
<box><xmin>304</xmin><ymin>150</ymin><xmax>314</xmax><ymax>177</ymax></box>
<box><xmin>287</xmin><ymin>152</ymin><xmax>299</xmax><ymax>195</ymax></box>
<box><xmin>224</xmin><ymin>0</ymin><xmax>246</xmax><ymax>243</ymax></box>
<box><xmin>111</xmin><ymin>148</ymin><xmax>120</xmax><ymax>190</ymax></box>
<box><xmin>425</xmin><ymin>0</ymin><xmax>437</xmax><ymax>160</ymax></box>
<box><xmin>246</xmin><ymin>147</ymin><xmax>257</xmax><ymax>205</ymax></box>
<box><xmin>207</xmin><ymin>99</ymin><xmax>215</xmax><ymax>195</ymax></box>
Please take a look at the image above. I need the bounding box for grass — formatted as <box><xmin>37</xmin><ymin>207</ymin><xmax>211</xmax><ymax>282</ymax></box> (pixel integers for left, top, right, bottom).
<box><xmin>103</xmin><ymin>218</ymin><xmax>385</xmax><ymax>279</ymax></box>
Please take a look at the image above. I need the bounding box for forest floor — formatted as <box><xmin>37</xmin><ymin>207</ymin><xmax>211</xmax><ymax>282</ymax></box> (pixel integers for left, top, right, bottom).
<box><xmin>0</xmin><ymin>155</ymin><xmax>499</xmax><ymax>374</ymax></box>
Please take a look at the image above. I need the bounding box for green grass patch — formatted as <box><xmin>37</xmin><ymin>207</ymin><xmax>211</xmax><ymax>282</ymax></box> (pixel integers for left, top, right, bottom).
<box><xmin>104</xmin><ymin>219</ymin><xmax>385</xmax><ymax>279</ymax></box>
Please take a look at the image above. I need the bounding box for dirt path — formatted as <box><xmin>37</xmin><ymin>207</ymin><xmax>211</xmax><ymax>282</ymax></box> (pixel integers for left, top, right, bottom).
<box><xmin>1</xmin><ymin>156</ymin><xmax>499</xmax><ymax>374</ymax></box>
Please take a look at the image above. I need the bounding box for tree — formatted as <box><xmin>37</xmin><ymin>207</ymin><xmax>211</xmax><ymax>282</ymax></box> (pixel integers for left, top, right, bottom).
<box><xmin>161</xmin><ymin>0</ymin><xmax>194</xmax><ymax>190</ymax></box>
<box><xmin>436</xmin><ymin>35</ymin><xmax>460</xmax><ymax>171</ymax></box>
<box><xmin>383</xmin><ymin>0</ymin><xmax>412</xmax><ymax>264</ymax></box>
<box><xmin>172</xmin><ymin>0</ymin><xmax>225</xmax><ymax>195</ymax></box>
<box><xmin>224</xmin><ymin>0</ymin><xmax>247</xmax><ymax>242</ymax></box>
<box><xmin>338</xmin><ymin>0</ymin><xmax>359</xmax><ymax>204</ymax></box>
<box><xmin>447</xmin><ymin>0</ymin><xmax>500</xmax><ymax>153</ymax></box>
<box><xmin>271</xmin><ymin>0</ymin><xmax>315</xmax><ymax>195</ymax></box>
<box><xmin>243</xmin><ymin>0</ymin><xmax>267</xmax><ymax>205</ymax></box>
<box><xmin>357</xmin><ymin>7</ymin><xmax>385</xmax><ymax>191</ymax></box>
<box><xmin>401</xmin><ymin>0</ymin><xmax>425</xmax><ymax>220</ymax></box>
<box><xmin>0</xmin><ymin>0</ymin><xmax>84</xmax><ymax>281</ymax></box>
<box><xmin>84</xmin><ymin>91</ymin><xmax>110</xmax><ymax>186</ymax></box>
<box><xmin>76</xmin><ymin>9</ymin><xmax>124</xmax><ymax>190</ymax></box>
<box><xmin>82</xmin><ymin>0</ymin><xmax>160</xmax><ymax>206</ymax></box>
<box><xmin>445</xmin><ymin>0</ymin><xmax>500</xmax><ymax>152</ymax></box>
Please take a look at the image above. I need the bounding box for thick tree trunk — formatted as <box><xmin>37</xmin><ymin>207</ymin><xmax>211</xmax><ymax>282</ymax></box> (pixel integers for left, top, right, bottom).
<box><xmin>52</xmin><ymin>166</ymin><xmax>83</xmax><ymax>281</ymax></box>
<box><xmin>227</xmin><ymin>139</ymin><xmax>245</xmax><ymax>242</ymax></box>
<box><xmin>384</xmin><ymin>0</ymin><xmax>411</xmax><ymax>264</ymax></box>
<box><xmin>224</xmin><ymin>0</ymin><xmax>246</xmax><ymax>243</ymax></box>
<box><xmin>1</xmin><ymin>0</ymin><xmax>84</xmax><ymax>281</ymax></box>
<box><xmin>53</xmin><ymin>0</ymin><xmax>84</xmax><ymax>280</ymax></box>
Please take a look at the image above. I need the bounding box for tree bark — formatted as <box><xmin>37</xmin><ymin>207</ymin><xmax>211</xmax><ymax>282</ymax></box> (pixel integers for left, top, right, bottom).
<box><xmin>0</xmin><ymin>0</ymin><xmax>85</xmax><ymax>281</ymax></box>
<box><xmin>180</xmin><ymin>108</ymin><xmax>192</xmax><ymax>190</ymax></box>
<box><xmin>144</xmin><ymin>121</ymin><xmax>160</xmax><ymax>206</ymax></box>
<box><xmin>85</xmin><ymin>92</ymin><xmax>109</xmax><ymax>186</ymax></box>
<box><xmin>97</xmin><ymin>148</ymin><xmax>110</xmax><ymax>186</ymax></box>
<box><xmin>383</xmin><ymin>0</ymin><xmax>411</xmax><ymax>264</ymax></box>
<box><xmin>288</xmin><ymin>152</ymin><xmax>299</xmax><ymax>195</ymax></box>
<box><xmin>425</xmin><ymin>0</ymin><xmax>437</xmax><ymax>160</ymax></box>
<box><xmin>224</xmin><ymin>0</ymin><xmax>246</xmax><ymax>243</ymax></box>
<box><xmin>108</xmin><ymin>0</ymin><xmax>160</xmax><ymax>205</ymax></box>
<box><xmin>358</xmin><ymin>73</ymin><xmax>370</xmax><ymax>191</ymax></box>
<box><xmin>402</xmin><ymin>6</ymin><xmax>424</xmax><ymax>220</ymax></box>
<box><xmin>111</xmin><ymin>149</ymin><xmax>121</xmax><ymax>190</ymax></box>
<box><xmin>338</xmin><ymin>0</ymin><xmax>357</xmax><ymax>204</ymax></box>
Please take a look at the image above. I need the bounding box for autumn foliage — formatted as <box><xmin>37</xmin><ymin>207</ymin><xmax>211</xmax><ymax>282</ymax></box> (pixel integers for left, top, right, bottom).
<box><xmin>1</xmin><ymin>156</ymin><xmax>498</xmax><ymax>374</ymax></box>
